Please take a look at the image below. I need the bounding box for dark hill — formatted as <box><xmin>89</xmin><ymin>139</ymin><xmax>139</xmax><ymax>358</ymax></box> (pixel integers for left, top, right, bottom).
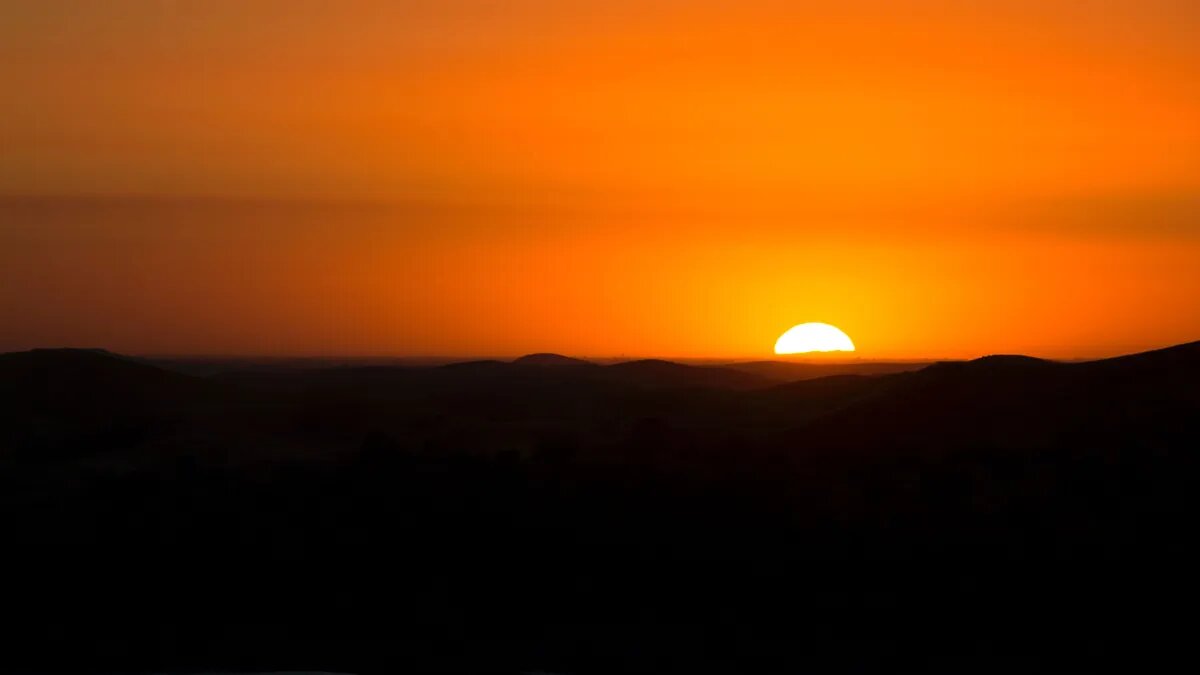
<box><xmin>0</xmin><ymin>349</ymin><xmax>215</xmax><ymax>461</ymax></box>
<box><xmin>917</xmin><ymin>353</ymin><xmax>1060</xmax><ymax>378</ymax></box>
<box><xmin>0</xmin><ymin>348</ymin><xmax>206</xmax><ymax>409</ymax></box>
<box><xmin>725</xmin><ymin>359</ymin><xmax>929</xmax><ymax>382</ymax></box>
<box><xmin>791</xmin><ymin>342</ymin><xmax>1200</xmax><ymax>455</ymax></box>
<box><xmin>512</xmin><ymin>352</ymin><xmax>594</xmax><ymax>367</ymax></box>
<box><xmin>1077</xmin><ymin>338</ymin><xmax>1200</xmax><ymax>376</ymax></box>
<box><xmin>603</xmin><ymin>358</ymin><xmax>772</xmax><ymax>390</ymax></box>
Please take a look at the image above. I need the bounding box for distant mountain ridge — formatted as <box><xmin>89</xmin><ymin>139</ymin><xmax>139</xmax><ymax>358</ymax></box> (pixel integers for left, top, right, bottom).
<box><xmin>0</xmin><ymin>348</ymin><xmax>218</xmax><ymax>460</ymax></box>
<box><xmin>0</xmin><ymin>348</ymin><xmax>204</xmax><ymax>401</ymax></box>
<box><xmin>512</xmin><ymin>353</ymin><xmax>594</xmax><ymax>367</ymax></box>
<box><xmin>792</xmin><ymin>340</ymin><xmax>1200</xmax><ymax>455</ymax></box>
<box><xmin>2</xmin><ymin>340</ymin><xmax>1197</xmax><ymax>463</ymax></box>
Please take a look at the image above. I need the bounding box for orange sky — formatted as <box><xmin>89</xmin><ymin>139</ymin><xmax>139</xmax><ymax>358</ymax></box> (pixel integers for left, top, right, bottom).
<box><xmin>2</xmin><ymin>1</ymin><xmax>1198</xmax><ymax>359</ymax></box>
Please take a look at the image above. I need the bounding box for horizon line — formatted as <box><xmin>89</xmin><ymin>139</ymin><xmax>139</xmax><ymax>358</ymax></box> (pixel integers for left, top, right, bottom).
<box><xmin>6</xmin><ymin>342</ymin><xmax>1189</xmax><ymax>365</ymax></box>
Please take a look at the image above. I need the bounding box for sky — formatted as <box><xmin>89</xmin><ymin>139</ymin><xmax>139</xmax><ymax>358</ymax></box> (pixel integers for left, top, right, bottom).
<box><xmin>2</xmin><ymin>0</ymin><xmax>1198</xmax><ymax>359</ymax></box>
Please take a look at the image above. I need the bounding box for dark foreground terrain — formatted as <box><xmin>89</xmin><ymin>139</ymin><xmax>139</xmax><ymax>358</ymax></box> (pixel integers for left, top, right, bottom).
<box><xmin>1</xmin><ymin>343</ymin><xmax>1197</xmax><ymax>673</ymax></box>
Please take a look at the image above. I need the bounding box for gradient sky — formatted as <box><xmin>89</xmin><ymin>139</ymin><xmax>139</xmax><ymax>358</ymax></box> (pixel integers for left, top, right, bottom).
<box><xmin>2</xmin><ymin>1</ymin><xmax>1198</xmax><ymax>358</ymax></box>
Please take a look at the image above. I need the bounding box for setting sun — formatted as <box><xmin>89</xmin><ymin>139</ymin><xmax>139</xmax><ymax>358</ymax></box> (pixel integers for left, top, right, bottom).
<box><xmin>775</xmin><ymin>323</ymin><xmax>856</xmax><ymax>355</ymax></box>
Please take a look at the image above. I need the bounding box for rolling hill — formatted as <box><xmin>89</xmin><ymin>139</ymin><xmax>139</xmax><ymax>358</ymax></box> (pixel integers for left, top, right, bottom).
<box><xmin>1</xmin><ymin>341</ymin><xmax>1197</xmax><ymax>673</ymax></box>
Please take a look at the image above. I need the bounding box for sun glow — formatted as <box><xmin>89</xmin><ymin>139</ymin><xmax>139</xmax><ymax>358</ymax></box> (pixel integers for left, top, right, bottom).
<box><xmin>774</xmin><ymin>323</ymin><xmax>856</xmax><ymax>355</ymax></box>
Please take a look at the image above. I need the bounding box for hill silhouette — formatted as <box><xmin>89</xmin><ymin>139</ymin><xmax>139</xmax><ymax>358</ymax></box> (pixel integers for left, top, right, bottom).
<box><xmin>793</xmin><ymin>341</ymin><xmax>1200</xmax><ymax>456</ymax></box>
<box><xmin>0</xmin><ymin>347</ymin><xmax>198</xmax><ymax>397</ymax></box>
<box><xmin>512</xmin><ymin>352</ymin><xmax>594</xmax><ymax>367</ymax></box>
<box><xmin>601</xmin><ymin>358</ymin><xmax>771</xmax><ymax>390</ymax></box>
<box><xmin>0</xmin><ymin>348</ymin><xmax>217</xmax><ymax>462</ymax></box>
<box><xmin>0</xmin><ymin>342</ymin><xmax>1197</xmax><ymax>673</ymax></box>
<box><xmin>723</xmin><ymin>358</ymin><xmax>929</xmax><ymax>381</ymax></box>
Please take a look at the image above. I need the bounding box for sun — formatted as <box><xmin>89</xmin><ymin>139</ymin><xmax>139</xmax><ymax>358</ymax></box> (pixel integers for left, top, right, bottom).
<box><xmin>774</xmin><ymin>322</ymin><xmax>856</xmax><ymax>355</ymax></box>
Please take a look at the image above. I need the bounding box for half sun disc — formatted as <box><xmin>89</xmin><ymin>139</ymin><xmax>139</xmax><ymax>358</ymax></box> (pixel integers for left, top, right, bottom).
<box><xmin>775</xmin><ymin>322</ymin><xmax>855</xmax><ymax>354</ymax></box>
